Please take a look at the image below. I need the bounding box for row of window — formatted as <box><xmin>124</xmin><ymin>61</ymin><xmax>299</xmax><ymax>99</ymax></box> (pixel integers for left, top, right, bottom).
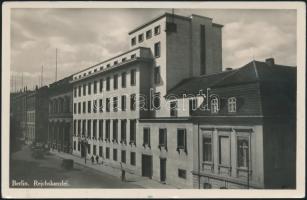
<box><xmin>131</xmin><ymin>25</ymin><xmax>161</xmax><ymax>46</ymax></box>
<box><xmin>73</xmin><ymin>69</ymin><xmax>136</xmax><ymax>98</ymax></box>
<box><xmin>73</xmin><ymin>119</ymin><xmax>137</xmax><ymax>144</ymax></box>
<box><xmin>73</xmin><ymin>94</ymin><xmax>137</xmax><ymax>114</ymax></box>
<box><xmin>203</xmin><ymin>134</ymin><xmax>249</xmax><ymax>169</ymax></box>
<box><xmin>74</xmin><ymin>54</ymin><xmax>139</xmax><ymax>80</ymax></box>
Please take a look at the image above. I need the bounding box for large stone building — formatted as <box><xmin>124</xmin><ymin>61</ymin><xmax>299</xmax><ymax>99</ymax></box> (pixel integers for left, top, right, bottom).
<box><xmin>71</xmin><ymin>12</ymin><xmax>223</xmax><ymax>188</ymax></box>
<box><xmin>48</xmin><ymin>76</ymin><xmax>73</xmax><ymax>153</ymax></box>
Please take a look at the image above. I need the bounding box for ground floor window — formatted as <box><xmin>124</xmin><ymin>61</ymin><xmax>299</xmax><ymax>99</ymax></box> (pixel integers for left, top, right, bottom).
<box><xmin>130</xmin><ymin>152</ymin><xmax>136</xmax><ymax>166</ymax></box>
<box><xmin>73</xmin><ymin>141</ymin><xmax>76</xmax><ymax>150</ymax></box>
<box><xmin>121</xmin><ymin>150</ymin><xmax>126</xmax><ymax>163</ymax></box>
<box><xmin>78</xmin><ymin>142</ymin><xmax>80</xmax><ymax>151</ymax></box>
<box><xmin>178</xmin><ymin>169</ymin><xmax>186</xmax><ymax>179</ymax></box>
<box><xmin>88</xmin><ymin>144</ymin><xmax>91</xmax><ymax>154</ymax></box>
<box><xmin>93</xmin><ymin>145</ymin><xmax>96</xmax><ymax>155</ymax></box>
<box><xmin>99</xmin><ymin>146</ymin><xmax>103</xmax><ymax>157</ymax></box>
<box><xmin>203</xmin><ymin>136</ymin><xmax>212</xmax><ymax>162</ymax></box>
<box><xmin>237</xmin><ymin>137</ymin><xmax>249</xmax><ymax>168</ymax></box>
<box><xmin>113</xmin><ymin>149</ymin><xmax>117</xmax><ymax>161</ymax></box>
<box><xmin>106</xmin><ymin>147</ymin><xmax>110</xmax><ymax>159</ymax></box>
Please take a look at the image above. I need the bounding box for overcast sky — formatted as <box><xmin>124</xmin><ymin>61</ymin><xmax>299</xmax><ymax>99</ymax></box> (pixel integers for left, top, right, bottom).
<box><xmin>10</xmin><ymin>8</ymin><xmax>297</xmax><ymax>91</ymax></box>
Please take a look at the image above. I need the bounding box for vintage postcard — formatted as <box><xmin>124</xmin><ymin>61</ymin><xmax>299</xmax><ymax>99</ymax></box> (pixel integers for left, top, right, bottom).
<box><xmin>1</xmin><ymin>1</ymin><xmax>305</xmax><ymax>198</ymax></box>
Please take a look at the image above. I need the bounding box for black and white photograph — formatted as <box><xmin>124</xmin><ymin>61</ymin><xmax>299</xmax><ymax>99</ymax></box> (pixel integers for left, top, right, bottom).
<box><xmin>1</xmin><ymin>1</ymin><xmax>305</xmax><ymax>199</ymax></box>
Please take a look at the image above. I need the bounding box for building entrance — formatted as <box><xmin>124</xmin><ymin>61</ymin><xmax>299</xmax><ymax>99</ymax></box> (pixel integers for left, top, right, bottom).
<box><xmin>142</xmin><ymin>154</ymin><xmax>153</xmax><ymax>178</ymax></box>
<box><xmin>160</xmin><ymin>158</ymin><xmax>166</xmax><ymax>182</ymax></box>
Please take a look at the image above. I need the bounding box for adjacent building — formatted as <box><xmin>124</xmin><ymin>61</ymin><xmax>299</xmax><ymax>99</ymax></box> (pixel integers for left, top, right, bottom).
<box><xmin>48</xmin><ymin>76</ymin><xmax>73</xmax><ymax>153</ymax></box>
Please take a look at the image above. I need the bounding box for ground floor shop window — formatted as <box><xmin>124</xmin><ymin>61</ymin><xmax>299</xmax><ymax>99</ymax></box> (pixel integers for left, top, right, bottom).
<box><xmin>178</xmin><ymin>169</ymin><xmax>186</xmax><ymax>179</ymax></box>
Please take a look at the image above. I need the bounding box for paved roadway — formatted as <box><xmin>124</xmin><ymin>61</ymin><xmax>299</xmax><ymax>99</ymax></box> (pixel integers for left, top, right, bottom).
<box><xmin>10</xmin><ymin>145</ymin><xmax>142</xmax><ymax>188</ymax></box>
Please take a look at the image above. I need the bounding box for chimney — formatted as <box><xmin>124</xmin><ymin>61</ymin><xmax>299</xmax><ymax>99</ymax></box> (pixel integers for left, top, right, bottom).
<box><xmin>265</xmin><ymin>58</ymin><xmax>275</xmax><ymax>66</ymax></box>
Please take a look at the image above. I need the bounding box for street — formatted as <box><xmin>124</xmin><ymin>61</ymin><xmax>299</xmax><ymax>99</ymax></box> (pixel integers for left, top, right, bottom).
<box><xmin>10</xmin><ymin>145</ymin><xmax>142</xmax><ymax>188</ymax></box>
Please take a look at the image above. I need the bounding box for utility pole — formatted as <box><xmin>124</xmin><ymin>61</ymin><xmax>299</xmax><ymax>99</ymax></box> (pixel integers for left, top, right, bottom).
<box><xmin>55</xmin><ymin>48</ymin><xmax>58</xmax><ymax>81</ymax></box>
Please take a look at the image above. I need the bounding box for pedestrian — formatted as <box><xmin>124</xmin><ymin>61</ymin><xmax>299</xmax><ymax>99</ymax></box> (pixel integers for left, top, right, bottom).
<box><xmin>95</xmin><ymin>155</ymin><xmax>99</xmax><ymax>164</ymax></box>
<box><xmin>120</xmin><ymin>162</ymin><xmax>126</xmax><ymax>182</ymax></box>
<box><xmin>91</xmin><ymin>155</ymin><xmax>95</xmax><ymax>164</ymax></box>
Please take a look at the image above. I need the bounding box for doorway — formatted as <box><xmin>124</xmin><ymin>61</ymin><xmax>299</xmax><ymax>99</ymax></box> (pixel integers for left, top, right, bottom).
<box><xmin>142</xmin><ymin>154</ymin><xmax>153</xmax><ymax>178</ymax></box>
<box><xmin>160</xmin><ymin>158</ymin><xmax>166</xmax><ymax>182</ymax></box>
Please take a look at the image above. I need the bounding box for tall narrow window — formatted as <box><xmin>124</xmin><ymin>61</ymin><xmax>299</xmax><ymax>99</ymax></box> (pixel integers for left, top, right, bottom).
<box><xmin>153</xmin><ymin>92</ymin><xmax>160</xmax><ymax>110</ymax></box>
<box><xmin>99</xmin><ymin>79</ymin><xmax>103</xmax><ymax>92</ymax></box>
<box><xmin>130</xmin><ymin>69</ymin><xmax>136</xmax><ymax>86</ymax></box>
<box><xmin>83</xmin><ymin>101</ymin><xmax>86</xmax><ymax>113</ymax></box>
<box><xmin>113</xmin><ymin>74</ymin><xmax>118</xmax><ymax>90</ymax></box>
<box><xmin>83</xmin><ymin>84</ymin><xmax>86</xmax><ymax>96</ymax></box>
<box><xmin>78</xmin><ymin>85</ymin><xmax>81</xmax><ymax>97</ymax></box>
<box><xmin>88</xmin><ymin>82</ymin><xmax>91</xmax><ymax>95</ymax></box>
<box><xmin>177</xmin><ymin>129</ymin><xmax>187</xmax><ymax>153</ymax></box>
<box><xmin>78</xmin><ymin>120</ymin><xmax>81</xmax><ymax>136</ymax></box>
<box><xmin>154</xmin><ymin>66</ymin><xmax>161</xmax><ymax>84</ymax></box>
<box><xmin>121</xmin><ymin>150</ymin><xmax>126</xmax><ymax>163</ymax></box>
<box><xmin>82</xmin><ymin>120</ymin><xmax>86</xmax><ymax>136</ymax></box>
<box><xmin>93</xmin><ymin>145</ymin><xmax>96</xmax><ymax>155</ymax></box>
<box><xmin>200</xmin><ymin>24</ymin><xmax>206</xmax><ymax>75</ymax></box>
<box><xmin>237</xmin><ymin>137</ymin><xmax>249</xmax><ymax>168</ymax></box>
<box><xmin>99</xmin><ymin>99</ymin><xmax>103</xmax><ymax>113</ymax></box>
<box><xmin>159</xmin><ymin>128</ymin><xmax>167</xmax><ymax>148</ymax></box>
<box><xmin>228</xmin><ymin>97</ymin><xmax>237</xmax><ymax>113</ymax></box>
<box><xmin>130</xmin><ymin>152</ymin><xmax>136</xmax><ymax>165</ymax></box>
<box><xmin>99</xmin><ymin>119</ymin><xmax>103</xmax><ymax>140</ymax></box>
<box><xmin>130</xmin><ymin>94</ymin><xmax>136</xmax><ymax>111</ymax></box>
<box><xmin>219</xmin><ymin>136</ymin><xmax>230</xmax><ymax>166</ymax></box>
<box><xmin>73</xmin><ymin>120</ymin><xmax>77</xmax><ymax>135</ymax></box>
<box><xmin>211</xmin><ymin>97</ymin><xmax>219</xmax><ymax>113</ymax></box>
<box><xmin>106</xmin><ymin>147</ymin><xmax>110</xmax><ymax>159</ymax></box>
<box><xmin>106</xmin><ymin>77</ymin><xmax>110</xmax><ymax>91</ymax></box>
<box><xmin>87</xmin><ymin>119</ymin><xmax>91</xmax><ymax>138</ymax></box>
<box><xmin>88</xmin><ymin>101</ymin><xmax>91</xmax><ymax>113</ymax></box>
<box><xmin>78</xmin><ymin>102</ymin><xmax>81</xmax><ymax>114</ymax></box>
<box><xmin>106</xmin><ymin>98</ymin><xmax>110</xmax><ymax>112</ymax></box>
<box><xmin>143</xmin><ymin>128</ymin><xmax>150</xmax><ymax>147</ymax></box>
<box><xmin>74</xmin><ymin>87</ymin><xmax>77</xmax><ymax>97</ymax></box>
<box><xmin>105</xmin><ymin>120</ymin><xmax>110</xmax><ymax>141</ymax></box>
<box><xmin>93</xmin><ymin>120</ymin><xmax>97</xmax><ymax>139</ymax></box>
<box><xmin>154</xmin><ymin>25</ymin><xmax>161</xmax><ymax>35</ymax></box>
<box><xmin>93</xmin><ymin>100</ymin><xmax>97</xmax><ymax>113</ymax></box>
<box><xmin>73</xmin><ymin>103</ymin><xmax>76</xmax><ymax>114</ymax></box>
<box><xmin>146</xmin><ymin>29</ymin><xmax>152</xmax><ymax>39</ymax></box>
<box><xmin>170</xmin><ymin>101</ymin><xmax>178</xmax><ymax>117</ymax></box>
<box><xmin>112</xmin><ymin>120</ymin><xmax>118</xmax><ymax>143</ymax></box>
<box><xmin>154</xmin><ymin>42</ymin><xmax>161</xmax><ymax>57</ymax></box>
<box><xmin>121</xmin><ymin>120</ymin><xmax>127</xmax><ymax>144</ymax></box>
<box><xmin>113</xmin><ymin>97</ymin><xmax>118</xmax><ymax>112</ymax></box>
<box><xmin>121</xmin><ymin>95</ymin><xmax>126</xmax><ymax>111</ymax></box>
<box><xmin>130</xmin><ymin>120</ymin><xmax>136</xmax><ymax>144</ymax></box>
<box><xmin>131</xmin><ymin>37</ymin><xmax>136</xmax><ymax>46</ymax></box>
<box><xmin>94</xmin><ymin>80</ymin><xmax>97</xmax><ymax>94</ymax></box>
<box><xmin>99</xmin><ymin>146</ymin><xmax>103</xmax><ymax>157</ymax></box>
<box><xmin>113</xmin><ymin>149</ymin><xmax>117</xmax><ymax>161</ymax></box>
<box><xmin>203</xmin><ymin>137</ymin><xmax>212</xmax><ymax>162</ymax></box>
<box><xmin>121</xmin><ymin>72</ymin><xmax>126</xmax><ymax>88</ymax></box>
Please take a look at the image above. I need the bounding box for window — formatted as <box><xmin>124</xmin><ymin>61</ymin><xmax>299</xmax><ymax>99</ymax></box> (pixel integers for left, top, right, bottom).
<box><xmin>105</xmin><ymin>120</ymin><xmax>110</xmax><ymax>141</ymax></box>
<box><xmin>74</xmin><ymin>87</ymin><xmax>77</xmax><ymax>97</ymax></box>
<box><xmin>121</xmin><ymin>150</ymin><xmax>126</xmax><ymax>163</ymax></box>
<box><xmin>83</xmin><ymin>84</ymin><xmax>86</xmax><ymax>96</ymax></box>
<box><xmin>93</xmin><ymin>100</ymin><xmax>97</xmax><ymax>113</ymax></box>
<box><xmin>113</xmin><ymin>97</ymin><xmax>118</xmax><ymax>112</ymax></box>
<box><xmin>154</xmin><ymin>42</ymin><xmax>161</xmax><ymax>57</ymax></box>
<box><xmin>74</xmin><ymin>103</ymin><xmax>76</xmax><ymax>114</ymax></box>
<box><xmin>93</xmin><ymin>145</ymin><xmax>97</xmax><ymax>155</ymax></box>
<box><xmin>154</xmin><ymin>25</ymin><xmax>160</xmax><ymax>35</ymax></box>
<box><xmin>203</xmin><ymin>137</ymin><xmax>212</xmax><ymax>162</ymax></box>
<box><xmin>99</xmin><ymin>79</ymin><xmax>103</xmax><ymax>92</ymax></box>
<box><xmin>82</xmin><ymin>120</ymin><xmax>86</xmax><ymax>136</ymax></box>
<box><xmin>138</xmin><ymin>34</ymin><xmax>144</xmax><ymax>43</ymax></box>
<box><xmin>159</xmin><ymin>128</ymin><xmax>167</xmax><ymax>147</ymax></box>
<box><xmin>131</xmin><ymin>54</ymin><xmax>136</xmax><ymax>59</ymax></box>
<box><xmin>130</xmin><ymin>69</ymin><xmax>136</xmax><ymax>85</ymax></box>
<box><xmin>121</xmin><ymin>120</ymin><xmax>127</xmax><ymax>143</ymax></box>
<box><xmin>73</xmin><ymin>120</ymin><xmax>77</xmax><ymax>135</ymax></box>
<box><xmin>88</xmin><ymin>101</ymin><xmax>91</xmax><ymax>113</ymax></box>
<box><xmin>93</xmin><ymin>120</ymin><xmax>97</xmax><ymax>138</ymax></box>
<box><xmin>78</xmin><ymin>102</ymin><xmax>81</xmax><ymax>114</ymax></box>
<box><xmin>170</xmin><ymin>101</ymin><xmax>178</xmax><ymax>117</ymax></box>
<box><xmin>143</xmin><ymin>128</ymin><xmax>150</xmax><ymax>147</ymax></box>
<box><xmin>130</xmin><ymin>94</ymin><xmax>136</xmax><ymax>111</ymax></box>
<box><xmin>113</xmin><ymin>74</ymin><xmax>118</xmax><ymax>89</ymax></box>
<box><xmin>106</xmin><ymin>98</ymin><xmax>110</xmax><ymax>112</ymax></box>
<box><xmin>146</xmin><ymin>29</ymin><xmax>152</xmax><ymax>39</ymax></box>
<box><xmin>122</xmin><ymin>58</ymin><xmax>126</xmax><ymax>62</ymax></box>
<box><xmin>237</xmin><ymin>137</ymin><xmax>249</xmax><ymax>168</ymax></box>
<box><xmin>131</xmin><ymin>37</ymin><xmax>136</xmax><ymax>46</ymax></box>
<box><xmin>121</xmin><ymin>95</ymin><xmax>126</xmax><ymax>111</ymax></box>
<box><xmin>153</xmin><ymin>92</ymin><xmax>160</xmax><ymax>109</ymax></box>
<box><xmin>130</xmin><ymin>152</ymin><xmax>136</xmax><ymax>165</ymax></box>
<box><xmin>83</xmin><ymin>102</ymin><xmax>86</xmax><ymax>113</ymax></box>
<box><xmin>94</xmin><ymin>80</ymin><xmax>97</xmax><ymax>94</ymax></box>
<box><xmin>154</xmin><ymin>66</ymin><xmax>161</xmax><ymax>84</ymax></box>
<box><xmin>88</xmin><ymin>144</ymin><xmax>91</xmax><ymax>154</ymax></box>
<box><xmin>177</xmin><ymin>129</ymin><xmax>187</xmax><ymax>151</ymax></box>
<box><xmin>77</xmin><ymin>85</ymin><xmax>80</xmax><ymax>97</ymax></box>
<box><xmin>114</xmin><ymin>60</ymin><xmax>118</xmax><ymax>65</ymax></box>
<box><xmin>113</xmin><ymin>149</ymin><xmax>117</xmax><ymax>161</ymax></box>
<box><xmin>78</xmin><ymin>141</ymin><xmax>81</xmax><ymax>151</ymax></box>
<box><xmin>78</xmin><ymin>120</ymin><xmax>81</xmax><ymax>136</ymax></box>
<box><xmin>107</xmin><ymin>64</ymin><xmax>110</xmax><ymax>68</ymax></box>
<box><xmin>106</xmin><ymin>77</ymin><xmax>110</xmax><ymax>91</ymax></box>
<box><xmin>99</xmin><ymin>120</ymin><xmax>103</xmax><ymax>139</ymax></box>
<box><xmin>228</xmin><ymin>97</ymin><xmax>237</xmax><ymax>113</ymax></box>
<box><xmin>113</xmin><ymin>120</ymin><xmax>118</xmax><ymax>142</ymax></box>
<box><xmin>106</xmin><ymin>147</ymin><xmax>110</xmax><ymax>159</ymax></box>
<box><xmin>211</xmin><ymin>97</ymin><xmax>219</xmax><ymax>113</ymax></box>
<box><xmin>178</xmin><ymin>169</ymin><xmax>186</xmax><ymax>179</ymax></box>
<box><xmin>99</xmin><ymin>146</ymin><xmax>103</xmax><ymax>157</ymax></box>
<box><xmin>99</xmin><ymin>99</ymin><xmax>103</xmax><ymax>112</ymax></box>
<box><xmin>121</xmin><ymin>72</ymin><xmax>126</xmax><ymax>88</ymax></box>
<box><xmin>87</xmin><ymin>119</ymin><xmax>91</xmax><ymax>138</ymax></box>
<box><xmin>130</xmin><ymin>120</ymin><xmax>136</xmax><ymax>144</ymax></box>
<box><xmin>88</xmin><ymin>82</ymin><xmax>91</xmax><ymax>95</ymax></box>
<box><xmin>219</xmin><ymin>136</ymin><xmax>230</xmax><ymax>166</ymax></box>
<box><xmin>189</xmin><ymin>98</ymin><xmax>197</xmax><ymax>115</ymax></box>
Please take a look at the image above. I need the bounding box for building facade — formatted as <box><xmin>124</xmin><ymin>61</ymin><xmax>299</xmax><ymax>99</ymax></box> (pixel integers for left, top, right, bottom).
<box><xmin>48</xmin><ymin>76</ymin><xmax>73</xmax><ymax>153</ymax></box>
<box><xmin>70</xmin><ymin>12</ymin><xmax>223</xmax><ymax>188</ymax></box>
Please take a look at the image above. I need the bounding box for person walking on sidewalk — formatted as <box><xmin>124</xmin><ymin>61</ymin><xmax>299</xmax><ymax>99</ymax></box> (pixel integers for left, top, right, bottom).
<box><xmin>120</xmin><ymin>162</ymin><xmax>126</xmax><ymax>182</ymax></box>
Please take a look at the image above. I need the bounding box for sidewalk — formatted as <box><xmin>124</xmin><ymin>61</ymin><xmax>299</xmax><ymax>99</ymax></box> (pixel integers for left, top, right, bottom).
<box><xmin>50</xmin><ymin>150</ymin><xmax>177</xmax><ymax>189</ymax></box>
